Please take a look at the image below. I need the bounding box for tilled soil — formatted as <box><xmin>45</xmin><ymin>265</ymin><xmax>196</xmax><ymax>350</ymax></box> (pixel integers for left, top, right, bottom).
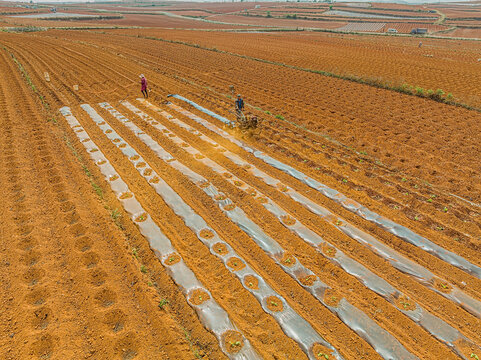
<box><xmin>0</xmin><ymin>27</ymin><xmax>480</xmax><ymax>360</ymax></box>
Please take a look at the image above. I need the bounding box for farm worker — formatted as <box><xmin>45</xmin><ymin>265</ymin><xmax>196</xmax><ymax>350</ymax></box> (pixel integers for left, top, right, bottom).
<box><xmin>235</xmin><ymin>94</ymin><xmax>244</xmax><ymax>113</ymax></box>
<box><xmin>418</xmin><ymin>41</ymin><xmax>423</xmax><ymax>48</ymax></box>
<box><xmin>140</xmin><ymin>74</ymin><xmax>148</xmax><ymax>98</ymax></box>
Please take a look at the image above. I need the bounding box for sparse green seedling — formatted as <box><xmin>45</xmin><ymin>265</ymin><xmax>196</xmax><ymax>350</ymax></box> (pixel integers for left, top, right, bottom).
<box><xmin>132</xmin><ymin>248</ymin><xmax>138</xmax><ymax>258</ymax></box>
<box><xmin>336</xmin><ymin>220</ymin><xmax>342</xmax><ymax>226</ymax></box>
<box><xmin>427</xmin><ymin>198</ymin><xmax>433</xmax><ymax>203</ymax></box>
<box><xmin>360</xmin><ymin>151</ymin><xmax>367</xmax><ymax>155</ymax></box>
<box><xmin>317</xmin><ymin>353</ymin><xmax>329</xmax><ymax>360</ymax></box>
<box><xmin>441</xmin><ymin>283</ymin><xmax>448</xmax><ymax>289</ymax></box>
<box><xmin>270</xmin><ymin>301</ymin><xmax>278</xmax><ymax>306</ymax></box>
<box><xmin>401</xmin><ymin>177</ymin><xmax>407</xmax><ymax>182</ymax></box>
<box><xmin>275</xmin><ymin>114</ymin><xmax>285</xmax><ymax>120</ymax></box>
<box><xmin>265</xmin><ymin>110</ymin><xmax>271</xmax><ymax>115</ymax></box>
<box><xmin>230</xmin><ymin>341</ymin><xmax>241</xmax><ymax>348</ymax></box>
<box><xmin>414</xmin><ymin>216</ymin><xmax>419</xmax><ymax>221</ymax></box>
<box><xmin>454</xmin><ymin>237</ymin><xmax>460</xmax><ymax>242</ymax></box>
<box><xmin>443</xmin><ymin>207</ymin><xmax>448</xmax><ymax>213</ymax></box>
<box><xmin>470</xmin><ymin>353</ymin><xmax>479</xmax><ymax>360</ymax></box>
<box><xmin>140</xmin><ymin>265</ymin><xmax>147</xmax><ymax>273</ymax></box>
<box><xmin>248</xmin><ymin>282</ymin><xmax>253</xmax><ymax>287</ymax></box>
<box><xmin>148</xmin><ymin>281</ymin><xmax>153</xmax><ymax>286</ymax></box>
<box><xmin>168</xmin><ymin>257</ymin><xmax>175</xmax><ymax>263</ymax></box>
<box><xmin>436</xmin><ymin>226</ymin><xmax>444</xmax><ymax>231</ymax></box>
<box><xmin>342</xmin><ymin>179</ymin><xmax>348</xmax><ymax>183</ymax></box>
<box><xmin>158</xmin><ymin>299</ymin><xmax>169</xmax><ymax>309</ymax></box>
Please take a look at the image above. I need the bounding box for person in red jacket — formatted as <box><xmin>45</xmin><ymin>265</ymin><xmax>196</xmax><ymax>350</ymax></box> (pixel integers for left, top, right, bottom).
<box><xmin>140</xmin><ymin>74</ymin><xmax>148</xmax><ymax>98</ymax></box>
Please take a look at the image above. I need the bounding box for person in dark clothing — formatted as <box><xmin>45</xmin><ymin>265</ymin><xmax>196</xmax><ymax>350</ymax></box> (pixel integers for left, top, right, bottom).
<box><xmin>235</xmin><ymin>94</ymin><xmax>244</xmax><ymax>113</ymax></box>
<box><xmin>140</xmin><ymin>74</ymin><xmax>148</xmax><ymax>98</ymax></box>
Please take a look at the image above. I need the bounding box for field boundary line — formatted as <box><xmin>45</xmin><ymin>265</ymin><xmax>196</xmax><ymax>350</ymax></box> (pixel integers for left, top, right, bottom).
<box><xmin>100</xmin><ymin>31</ymin><xmax>481</xmax><ymax>112</ymax></box>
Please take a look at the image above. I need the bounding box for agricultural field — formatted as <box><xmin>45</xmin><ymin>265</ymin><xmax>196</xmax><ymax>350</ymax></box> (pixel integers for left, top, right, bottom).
<box><xmin>0</xmin><ymin>2</ymin><xmax>481</xmax><ymax>360</ymax></box>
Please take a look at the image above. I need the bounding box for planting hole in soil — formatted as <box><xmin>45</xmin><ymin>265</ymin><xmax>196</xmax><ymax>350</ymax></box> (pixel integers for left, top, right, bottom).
<box><xmin>223</xmin><ymin>203</ymin><xmax>236</xmax><ymax>211</ymax></box>
<box><xmin>188</xmin><ymin>288</ymin><xmax>210</xmax><ymax>306</ymax></box>
<box><xmin>135</xmin><ymin>162</ymin><xmax>146</xmax><ymax>168</ymax></box>
<box><xmin>432</xmin><ymin>278</ymin><xmax>453</xmax><ymax>293</ymax></box>
<box><xmin>321</xmin><ymin>243</ymin><xmax>337</xmax><ymax>257</ymax></box>
<box><xmin>113</xmin><ymin>138</ymin><xmax>121</xmax><ymax>143</ymax></box>
<box><xmin>105</xmin><ymin>129</ymin><xmax>112</xmax><ymax>134</ymax></box>
<box><xmin>312</xmin><ymin>343</ymin><xmax>334</xmax><ymax>360</ymax></box>
<box><xmin>453</xmin><ymin>339</ymin><xmax>481</xmax><ymax>360</ymax></box>
<box><xmin>143</xmin><ymin>168</ymin><xmax>153</xmax><ymax>176</ymax></box>
<box><xmin>163</xmin><ymin>253</ymin><xmax>181</xmax><ymax>266</ymax></box>
<box><xmin>89</xmin><ymin>148</ymin><xmax>99</xmax><ymax>153</ymax></box>
<box><xmin>118</xmin><ymin>143</ymin><xmax>127</xmax><ymax>148</ymax></box>
<box><xmin>149</xmin><ymin>176</ymin><xmax>160</xmax><ymax>184</ymax></box>
<box><xmin>265</xmin><ymin>296</ymin><xmax>284</xmax><ymax>312</ymax></box>
<box><xmin>278</xmin><ymin>184</ymin><xmax>289</xmax><ymax>192</ymax></box>
<box><xmin>221</xmin><ymin>330</ymin><xmax>244</xmax><ymax>354</ymax></box>
<box><xmin>109</xmin><ymin>175</ymin><xmax>119</xmax><ymax>182</ymax></box>
<box><xmin>223</xmin><ymin>172</ymin><xmax>233</xmax><ymax>179</ymax></box>
<box><xmin>134</xmin><ymin>213</ymin><xmax>148</xmax><ymax>223</ymax></box>
<box><xmin>199</xmin><ymin>229</ymin><xmax>214</xmax><ymax>239</ymax></box>
<box><xmin>212</xmin><ymin>242</ymin><xmax>229</xmax><ymax>255</ymax></box>
<box><xmin>194</xmin><ymin>154</ymin><xmax>205</xmax><ymax>160</ymax></box>
<box><xmin>181</xmin><ymin>142</ymin><xmax>189</xmax><ymax>148</ymax></box>
<box><xmin>395</xmin><ymin>296</ymin><xmax>416</xmax><ymax>311</ymax></box>
<box><xmin>119</xmin><ymin>192</ymin><xmax>133</xmax><ymax>200</ymax></box>
<box><xmin>243</xmin><ymin>164</ymin><xmax>251</xmax><ymax>170</ymax></box>
<box><xmin>96</xmin><ymin>160</ymin><xmax>106</xmax><ymax>165</ymax></box>
<box><xmin>280</xmin><ymin>215</ymin><xmax>296</xmax><ymax>226</ymax></box>
<box><xmin>243</xmin><ymin>275</ymin><xmax>259</xmax><ymax>290</ymax></box>
<box><xmin>299</xmin><ymin>274</ymin><xmax>318</xmax><ymax>287</ymax></box>
<box><xmin>324</xmin><ymin>289</ymin><xmax>342</xmax><ymax>307</ymax></box>
<box><xmin>247</xmin><ymin>188</ymin><xmax>257</xmax><ymax>197</ymax></box>
<box><xmin>166</xmin><ymin>158</ymin><xmax>176</xmax><ymax>163</ymax></box>
<box><xmin>257</xmin><ymin>197</ymin><xmax>268</xmax><ymax>204</ymax></box>
<box><xmin>214</xmin><ymin>194</ymin><xmax>227</xmax><ymax>201</ymax></box>
<box><xmin>280</xmin><ymin>252</ymin><xmax>297</xmax><ymax>267</ymax></box>
<box><xmin>233</xmin><ymin>180</ymin><xmax>243</xmax><ymax>187</ymax></box>
<box><xmin>227</xmin><ymin>257</ymin><xmax>245</xmax><ymax>271</ymax></box>
<box><xmin>130</xmin><ymin>155</ymin><xmax>140</xmax><ymax>161</ymax></box>
<box><xmin>199</xmin><ymin>182</ymin><xmax>210</xmax><ymax>188</ymax></box>
<box><xmin>82</xmin><ymin>138</ymin><xmax>90</xmax><ymax>143</ymax></box>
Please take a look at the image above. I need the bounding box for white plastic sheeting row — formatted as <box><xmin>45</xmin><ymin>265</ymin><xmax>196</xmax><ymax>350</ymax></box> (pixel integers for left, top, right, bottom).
<box><xmin>128</xmin><ymin>101</ymin><xmax>480</xmax><ymax>359</ymax></box>
<box><xmin>84</xmin><ymin>103</ymin><xmax>340</xmax><ymax>360</ymax></box>
<box><xmin>167</xmin><ymin>95</ymin><xmax>481</xmax><ymax>281</ymax></box>
<box><xmin>60</xmin><ymin>106</ymin><xmax>260</xmax><ymax>360</ymax></box>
